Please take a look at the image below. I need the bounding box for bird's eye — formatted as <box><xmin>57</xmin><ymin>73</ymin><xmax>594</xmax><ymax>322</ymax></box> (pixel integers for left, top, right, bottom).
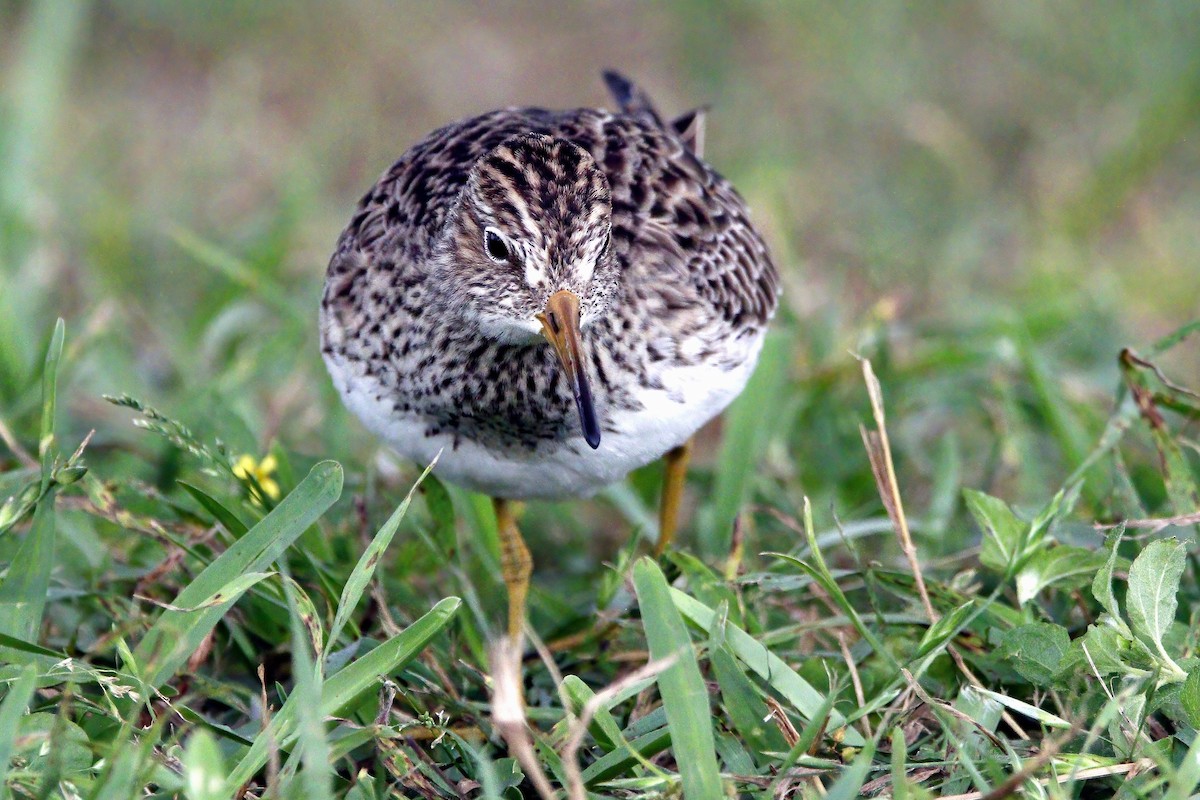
<box><xmin>484</xmin><ymin>229</ymin><xmax>510</xmax><ymax>262</ymax></box>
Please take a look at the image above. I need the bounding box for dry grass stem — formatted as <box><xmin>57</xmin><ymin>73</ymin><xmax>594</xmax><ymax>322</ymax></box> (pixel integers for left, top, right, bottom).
<box><xmin>488</xmin><ymin>637</ymin><xmax>557</xmax><ymax>800</ymax></box>
<box><xmin>859</xmin><ymin>358</ymin><xmax>936</xmax><ymax>623</ymax></box>
<box><xmin>560</xmin><ymin>655</ymin><xmax>676</xmax><ymax>800</ymax></box>
<box><xmin>836</xmin><ymin>632</ymin><xmax>871</xmax><ymax>739</ymax></box>
<box><xmin>1094</xmin><ymin>510</ymin><xmax>1200</xmax><ymax>533</ymax></box>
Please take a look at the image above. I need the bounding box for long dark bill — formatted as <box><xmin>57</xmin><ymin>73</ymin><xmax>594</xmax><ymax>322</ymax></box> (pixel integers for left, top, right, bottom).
<box><xmin>537</xmin><ymin>289</ymin><xmax>601</xmax><ymax>449</ymax></box>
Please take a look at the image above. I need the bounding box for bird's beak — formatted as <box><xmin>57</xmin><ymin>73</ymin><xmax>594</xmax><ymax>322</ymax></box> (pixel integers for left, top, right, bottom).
<box><xmin>537</xmin><ymin>289</ymin><xmax>601</xmax><ymax>449</ymax></box>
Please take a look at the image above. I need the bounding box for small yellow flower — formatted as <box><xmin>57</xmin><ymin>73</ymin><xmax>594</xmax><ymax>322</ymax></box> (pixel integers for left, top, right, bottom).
<box><xmin>233</xmin><ymin>453</ymin><xmax>281</xmax><ymax>503</ymax></box>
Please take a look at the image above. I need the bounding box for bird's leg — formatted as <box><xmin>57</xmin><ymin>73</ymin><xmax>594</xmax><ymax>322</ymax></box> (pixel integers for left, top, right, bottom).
<box><xmin>655</xmin><ymin>439</ymin><xmax>693</xmax><ymax>556</ymax></box>
<box><xmin>493</xmin><ymin>498</ymin><xmax>532</xmax><ymax>640</ymax></box>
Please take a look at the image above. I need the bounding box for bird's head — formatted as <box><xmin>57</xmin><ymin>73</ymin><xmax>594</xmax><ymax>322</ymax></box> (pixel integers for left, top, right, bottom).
<box><xmin>430</xmin><ymin>133</ymin><xmax>619</xmax><ymax>448</ymax></box>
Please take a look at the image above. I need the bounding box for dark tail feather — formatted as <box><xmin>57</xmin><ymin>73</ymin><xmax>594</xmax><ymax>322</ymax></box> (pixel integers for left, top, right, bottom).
<box><xmin>670</xmin><ymin>106</ymin><xmax>708</xmax><ymax>157</ymax></box>
<box><xmin>601</xmin><ymin>70</ymin><xmax>664</xmax><ymax>127</ymax></box>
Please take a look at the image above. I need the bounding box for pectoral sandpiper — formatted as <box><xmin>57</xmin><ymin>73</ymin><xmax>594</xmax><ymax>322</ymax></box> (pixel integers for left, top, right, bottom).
<box><xmin>321</xmin><ymin>72</ymin><xmax>778</xmax><ymax>637</ymax></box>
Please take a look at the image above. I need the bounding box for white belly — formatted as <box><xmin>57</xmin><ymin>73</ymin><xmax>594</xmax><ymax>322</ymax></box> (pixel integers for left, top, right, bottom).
<box><xmin>324</xmin><ymin>339</ymin><xmax>763</xmax><ymax>500</ymax></box>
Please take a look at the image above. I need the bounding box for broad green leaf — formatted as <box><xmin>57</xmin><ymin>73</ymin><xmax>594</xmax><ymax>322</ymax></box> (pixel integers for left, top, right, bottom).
<box><xmin>1091</xmin><ymin>526</ymin><xmax>1130</xmax><ymax>636</ymax></box>
<box><xmin>327</xmin><ymin>459</ymin><xmax>435</xmax><ymax>654</ymax></box>
<box><xmin>1062</xmin><ymin>624</ymin><xmax>1133</xmax><ymax>679</ymax></box>
<box><xmin>668</xmin><ymin>586</ymin><xmax>863</xmax><ymax>746</ymax></box>
<box><xmin>997</xmin><ymin>623</ymin><xmax>1070</xmax><ymax>687</ymax></box>
<box><xmin>1182</xmin><ymin>670</ymin><xmax>1200</xmax><ymax>728</ymax></box>
<box><xmin>227</xmin><ymin>596</ymin><xmax>461</xmax><ymax>788</ymax></box>
<box><xmin>135</xmin><ymin>460</ymin><xmax>343</xmax><ymax>689</ymax></box>
<box><xmin>632</xmin><ymin>558</ymin><xmax>722</xmax><ymax>799</ymax></box>
<box><xmin>1016</xmin><ymin>545</ymin><xmax>1108</xmax><ymax>606</ymax></box>
<box><xmin>964</xmin><ymin>489</ymin><xmax>1024</xmax><ymax>573</ymax></box>
<box><xmin>1126</xmin><ymin>538</ymin><xmax>1186</xmax><ymax>657</ymax></box>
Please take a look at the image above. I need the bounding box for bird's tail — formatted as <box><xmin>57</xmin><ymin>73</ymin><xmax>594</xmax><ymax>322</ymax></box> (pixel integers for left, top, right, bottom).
<box><xmin>601</xmin><ymin>70</ymin><xmax>706</xmax><ymax>157</ymax></box>
<box><xmin>602</xmin><ymin>70</ymin><xmax>665</xmax><ymax>127</ymax></box>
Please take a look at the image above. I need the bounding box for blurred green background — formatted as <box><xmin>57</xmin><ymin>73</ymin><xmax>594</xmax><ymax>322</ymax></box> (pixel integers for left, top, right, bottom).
<box><xmin>1</xmin><ymin>0</ymin><xmax>1198</xmax><ymax>560</ymax></box>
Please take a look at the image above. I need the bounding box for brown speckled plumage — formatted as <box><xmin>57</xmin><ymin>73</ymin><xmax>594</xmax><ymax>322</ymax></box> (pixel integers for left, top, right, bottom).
<box><xmin>321</xmin><ymin>72</ymin><xmax>779</xmax><ymax>500</ymax></box>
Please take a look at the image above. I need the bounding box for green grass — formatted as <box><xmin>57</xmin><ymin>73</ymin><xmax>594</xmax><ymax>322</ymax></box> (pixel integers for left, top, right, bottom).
<box><xmin>2</xmin><ymin>2</ymin><xmax>1200</xmax><ymax>798</ymax></box>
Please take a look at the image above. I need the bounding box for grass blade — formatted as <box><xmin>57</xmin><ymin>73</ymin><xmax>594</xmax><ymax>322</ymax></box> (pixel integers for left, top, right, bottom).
<box><xmin>632</xmin><ymin>558</ymin><xmax>722</xmax><ymax>798</ymax></box>
<box><xmin>227</xmin><ymin>595</ymin><xmax>461</xmax><ymax>787</ymax></box>
<box><xmin>38</xmin><ymin>319</ymin><xmax>65</xmax><ymax>478</ymax></box>
<box><xmin>1165</xmin><ymin>726</ymin><xmax>1200</xmax><ymax>800</ymax></box>
<box><xmin>0</xmin><ymin>320</ymin><xmax>65</xmax><ymax>652</ymax></box>
<box><xmin>283</xmin><ymin>575</ymin><xmax>333</xmax><ymax>799</ymax></box>
<box><xmin>668</xmin><ymin>586</ymin><xmax>863</xmax><ymax>745</ymax></box>
<box><xmin>0</xmin><ymin>631</ymin><xmax>65</xmax><ymax>659</ymax></box>
<box><xmin>0</xmin><ymin>664</ymin><xmax>38</xmax><ymax>797</ymax></box>
<box><xmin>561</xmin><ymin>674</ymin><xmax>624</xmax><ymax>753</ymax></box>
<box><xmin>179</xmin><ymin>481</ymin><xmax>250</xmax><ymax>536</ymax></box>
<box><xmin>167</xmin><ymin>225</ymin><xmax>301</xmax><ymax>321</ymax></box>
<box><xmin>134</xmin><ymin>460</ymin><xmax>343</xmax><ymax>689</ymax></box>
<box><xmin>0</xmin><ymin>492</ymin><xmax>56</xmax><ymax>650</ymax></box>
<box><xmin>139</xmin><ymin>572</ymin><xmax>275</xmax><ymax>612</ymax></box>
<box><xmin>327</xmin><ymin>457</ymin><xmax>436</xmax><ymax>655</ymax></box>
<box><xmin>581</xmin><ymin>728</ymin><xmax>672</xmax><ymax>785</ymax></box>
<box><xmin>710</xmin><ymin>646</ymin><xmax>789</xmax><ymax>757</ymax></box>
<box><xmin>972</xmin><ymin>687</ymin><xmax>1072</xmax><ymax>729</ymax></box>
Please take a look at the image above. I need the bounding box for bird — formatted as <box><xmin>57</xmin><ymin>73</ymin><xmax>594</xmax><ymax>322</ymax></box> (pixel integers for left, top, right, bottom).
<box><xmin>320</xmin><ymin>71</ymin><xmax>779</xmax><ymax>639</ymax></box>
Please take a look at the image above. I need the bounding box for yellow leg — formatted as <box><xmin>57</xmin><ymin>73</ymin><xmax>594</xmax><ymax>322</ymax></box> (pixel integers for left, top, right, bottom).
<box><xmin>655</xmin><ymin>440</ymin><xmax>693</xmax><ymax>556</ymax></box>
<box><xmin>493</xmin><ymin>498</ymin><xmax>531</xmax><ymax>640</ymax></box>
